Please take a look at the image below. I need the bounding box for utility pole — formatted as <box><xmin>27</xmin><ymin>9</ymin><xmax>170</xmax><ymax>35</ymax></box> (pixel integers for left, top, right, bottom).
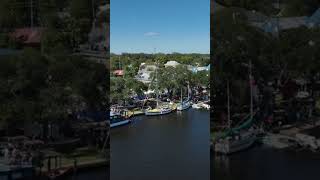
<box><xmin>30</xmin><ymin>0</ymin><xmax>34</xmax><ymax>27</ymax></box>
<box><xmin>91</xmin><ymin>0</ymin><xmax>96</xmax><ymax>31</ymax></box>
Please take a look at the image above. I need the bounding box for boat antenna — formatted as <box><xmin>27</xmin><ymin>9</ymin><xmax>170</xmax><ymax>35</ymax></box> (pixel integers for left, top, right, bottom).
<box><xmin>249</xmin><ymin>60</ymin><xmax>253</xmax><ymax>120</ymax></box>
<box><xmin>181</xmin><ymin>88</ymin><xmax>183</xmax><ymax>104</ymax></box>
<box><xmin>227</xmin><ymin>80</ymin><xmax>231</xmax><ymax>129</ymax></box>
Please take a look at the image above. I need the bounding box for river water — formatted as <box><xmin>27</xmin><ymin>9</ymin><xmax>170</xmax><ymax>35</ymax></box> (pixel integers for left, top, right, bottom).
<box><xmin>111</xmin><ymin>109</ymin><xmax>210</xmax><ymax>180</ymax></box>
<box><xmin>66</xmin><ymin>167</ymin><xmax>109</xmax><ymax>180</ymax></box>
<box><xmin>212</xmin><ymin>145</ymin><xmax>320</xmax><ymax>180</ymax></box>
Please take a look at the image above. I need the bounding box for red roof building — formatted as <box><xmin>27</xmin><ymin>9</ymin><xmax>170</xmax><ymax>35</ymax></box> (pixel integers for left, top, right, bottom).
<box><xmin>113</xmin><ymin>70</ymin><xmax>124</xmax><ymax>76</ymax></box>
<box><xmin>9</xmin><ymin>27</ymin><xmax>43</xmax><ymax>47</ymax></box>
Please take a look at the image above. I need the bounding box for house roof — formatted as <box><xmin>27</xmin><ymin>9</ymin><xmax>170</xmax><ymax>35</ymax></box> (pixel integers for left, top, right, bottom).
<box><xmin>10</xmin><ymin>27</ymin><xmax>43</xmax><ymax>44</ymax></box>
<box><xmin>113</xmin><ymin>70</ymin><xmax>124</xmax><ymax>76</ymax></box>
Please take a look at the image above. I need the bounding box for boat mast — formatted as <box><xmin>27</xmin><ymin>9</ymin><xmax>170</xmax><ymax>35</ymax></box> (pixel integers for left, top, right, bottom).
<box><xmin>249</xmin><ymin>60</ymin><xmax>253</xmax><ymax>120</ymax></box>
<box><xmin>227</xmin><ymin>80</ymin><xmax>231</xmax><ymax>129</ymax></box>
<box><xmin>181</xmin><ymin>88</ymin><xmax>183</xmax><ymax>104</ymax></box>
<box><xmin>155</xmin><ymin>48</ymin><xmax>159</xmax><ymax>108</ymax></box>
<box><xmin>187</xmin><ymin>83</ymin><xmax>190</xmax><ymax>101</ymax></box>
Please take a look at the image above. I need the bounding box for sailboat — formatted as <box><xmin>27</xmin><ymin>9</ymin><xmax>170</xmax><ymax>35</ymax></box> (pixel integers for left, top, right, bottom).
<box><xmin>145</xmin><ymin>61</ymin><xmax>172</xmax><ymax>116</ymax></box>
<box><xmin>214</xmin><ymin>61</ymin><xmax>258</xmax><ymax>155</ymax></box>
<box><xmin>177</xmin><ymin>85</ymin><xmax>191</xmax><ymax>111</ymax></box>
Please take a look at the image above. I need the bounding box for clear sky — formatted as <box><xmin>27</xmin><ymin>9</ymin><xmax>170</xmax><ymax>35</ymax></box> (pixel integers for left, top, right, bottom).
<box><xmin>110</xmin><ymin>0</ymin><xmax>210</xmax><ymax>54</ymax></box>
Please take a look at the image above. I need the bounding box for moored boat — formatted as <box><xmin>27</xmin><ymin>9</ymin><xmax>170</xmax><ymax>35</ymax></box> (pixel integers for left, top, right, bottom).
<box><xmin>110</xmin><ymin>113</ymin><xmax>131</xmax><ymax>128</ymax></box>
<box><xmin>145</xmin><ymin>106</ymin><xmax>172</xmax><ymax>116</ymax></box>
<box><xmin>202</xmin><ymin>103</ymin><xmax>210</xmax><ymax>110</ymax></box>
<box><xmin>192</xmin><ymin>102</ymin><xmax>203</xmax><ymax>109</ymax></box>
<box><xmin>213</xmin><ymin>64</ymin><xmax>258</xmax><ymax>155</ymax></box>
<box><xmin>177</xmin><ymin>101</ymin><xmax>191</xmax><ymax>111</ymax></box>
<box><xmin>177</xmin><ymin>86</ymin><xmax>191</xmax><ymax>111</ymax></box>
<box><xmin>144</xmin><ymin>58</ymin><xmax>173</xmax><ymax>116</ymax></box>
<box><xmin>214</xmin><ymin>129</ymin><xmax>257</xmax><ymax>154</ymax></box>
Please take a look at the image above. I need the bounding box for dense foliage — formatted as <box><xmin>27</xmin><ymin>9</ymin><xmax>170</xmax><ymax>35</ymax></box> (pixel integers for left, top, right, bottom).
<box><xmin>212</xmin><ymin>7</ymin><xmax>320</xmax><ymax>109</ymax></box>
<box><xmin>110</xmin><ymin>53</ymin><xmax>210</xmax><ymax>105</ymax></box>
<box><xmin>0</xmin><ymin>49</ymin><xmax>108</xmax><ymax>136</ymax></box>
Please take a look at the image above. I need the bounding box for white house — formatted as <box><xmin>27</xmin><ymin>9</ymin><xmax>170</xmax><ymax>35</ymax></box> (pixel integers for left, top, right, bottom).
<box><xmin>135</xmin><ymin>63</ymin><xmax>157</xmax><ymax>83</ymax></box>
<box><xmin>164</xmin><ymin>61</ymin><xmax>180</xmax><ymax>68</ymax></box>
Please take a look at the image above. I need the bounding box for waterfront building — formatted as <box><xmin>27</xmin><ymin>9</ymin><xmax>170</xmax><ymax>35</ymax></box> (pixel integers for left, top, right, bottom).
<box><xmin>135</xmin><ymin>63</ymin><xmax>157</xmax><ymax>84</ymax></box>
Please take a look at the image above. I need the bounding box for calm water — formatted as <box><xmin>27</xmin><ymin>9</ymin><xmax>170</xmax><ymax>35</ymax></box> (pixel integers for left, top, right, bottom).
<box><xmin>111</xmin><ymin>109</ymin><xmax>210</xmax><ymax>180</ymax></box>
<box><xmin>66</xmin><ymin>167</ymin><xmax>109</xmax><ymax>180</ymax></box>
<box><xmin>212</xmin><ymin>145</ymin><xmax>320</xmax><ymax>180</ymax></box>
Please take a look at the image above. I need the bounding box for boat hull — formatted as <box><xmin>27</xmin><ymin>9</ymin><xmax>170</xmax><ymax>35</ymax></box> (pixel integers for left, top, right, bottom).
<box><xmin>214</xmin><ymin>134</ymin><xmax>256</xmax><ymax>155</ymax></box>
<box><xmin>177</xmin><ymin>102</ymin><xmax>191</xmax><ymax>111</ymax></box>
<box><xmin>110</xmin><ymin>119</ymin><xmax>130</xmax><ymax>128</ymax></box>
<box><xmin>192</xmin><ymin>104</ymin><xmax>202</xmax><ymax>109</ymax></box>
<box><xmin>177</xmin><ymin>105</ymin><xmax>191</xmax><ymax>111</ymax></box>
<box><xmin>145</xmin><ymin>109</ymin><xmax>172</xmax><ymax>116</ymax></box>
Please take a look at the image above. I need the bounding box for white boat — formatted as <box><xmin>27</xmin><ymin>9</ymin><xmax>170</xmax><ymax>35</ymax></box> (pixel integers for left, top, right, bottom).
<box><xmin>110</xmin><ymin>105</ymin><xmax>122</xmax><ymax>116</ymax></box>
<box><xmin>110</xmin><ymin>111</ymin><xmax>120</xmax><ymax>116</ymax></box>
<box><xmin>214</xmin><ymin>130</ymin><xmax>257</xmax><ymax>154</ymax></box>
<box><xmin>144</xmin><ymin>57</ymin><xmax>173</xmax><ymax>116</ymax></box>
<box><xmin>177</xmin><ymin>86</ymin><xmax>191</xmax><ymax>111</ymax></box>
<box><xmin>192</xmin><ymin>102</ymin><xmax>203</xmax><ymax>109</ymax></box>
<box><xmin>214</xmin><ymin>63</ymin><xmax>257</xmax><ymax>155</ymax></box>
<box><xmin>192</xmin><ymin>103</ymin><xmax>201</xmax><ymax>109</ymax></box>
<box><xmin>202</xmin><ymin>103</ymin><xmax>210</xmax><ymax>110</ymax></box>
<box><xmin>145</xmin><ymin>106</ymin><xmax>172</xmax><ymax>116</ymax></box>
<box><xmin>177</xmin><ymin>101</ymin><xmax>191</xmax><ymax>111</ymax></box>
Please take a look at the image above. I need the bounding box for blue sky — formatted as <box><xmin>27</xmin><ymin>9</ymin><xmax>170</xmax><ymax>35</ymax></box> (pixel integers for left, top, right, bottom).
<box><xmin>110</xmin><ymin>0</ymin><xmax>210</xmax><ymax>54</ymax></box>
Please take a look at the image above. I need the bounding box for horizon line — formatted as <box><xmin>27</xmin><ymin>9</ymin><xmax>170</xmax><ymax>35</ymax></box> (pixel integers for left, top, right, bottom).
<box><xmin>110</xmin><ymin>52</ymin><xmax>210</xmax><ymax>55</ymax></box>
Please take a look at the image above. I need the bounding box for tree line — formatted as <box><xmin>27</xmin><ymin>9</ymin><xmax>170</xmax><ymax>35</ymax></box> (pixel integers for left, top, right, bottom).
<box><xmin>0</xmin><ymin>49</ymin><xmax>108</xmax><ymax>137</ymax></box>
<box><xmin>110</xmin><ymin>53</ymin><xmax>210</xmax><ymax>105</ymax></box>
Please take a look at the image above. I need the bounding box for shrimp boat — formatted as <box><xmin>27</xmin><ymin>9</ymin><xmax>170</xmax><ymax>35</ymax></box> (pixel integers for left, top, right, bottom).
<box><xmin>177</xmin><ymin>85</ymin><xmax>191</xmax><ymax>111</ymax></box>
<box><xmin>145</xmin><ymin>59</ymin><xmax>173</xmax><ymax>116</ymax></box>
<box><xmin>110</xmin><ymin>111</ymin><xmax>131</xmax><ymax>128</ymax></box>
<box><xmin>214</xmin><ymin>61</ymin><xmax>257</xmax><ymax>155</ymax></box>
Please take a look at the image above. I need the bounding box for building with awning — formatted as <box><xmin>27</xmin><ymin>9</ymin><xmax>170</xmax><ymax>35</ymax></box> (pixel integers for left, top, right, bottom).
<box><xmin>164</xmin><ymin>61</ymin><xmax>180</xmax><ymax>68</ymax></box>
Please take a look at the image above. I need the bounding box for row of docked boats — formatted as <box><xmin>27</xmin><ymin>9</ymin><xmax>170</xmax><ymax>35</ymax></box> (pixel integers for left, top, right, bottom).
<box><xmin>109</xmin><ymin>99</ymin><xmax>210</xmax><ymax>128</ymax></box>
<box><xmin>110</xmin><ymin>59</ymin><xmax>209</xmax><ymax>128</ymax></box>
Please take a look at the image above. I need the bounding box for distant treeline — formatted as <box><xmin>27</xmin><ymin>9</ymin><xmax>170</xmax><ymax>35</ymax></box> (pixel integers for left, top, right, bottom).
<box><xmin>110</xmin><ymin>53</ymin><xmax>210</xmax><ymax>71</ymax></box>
